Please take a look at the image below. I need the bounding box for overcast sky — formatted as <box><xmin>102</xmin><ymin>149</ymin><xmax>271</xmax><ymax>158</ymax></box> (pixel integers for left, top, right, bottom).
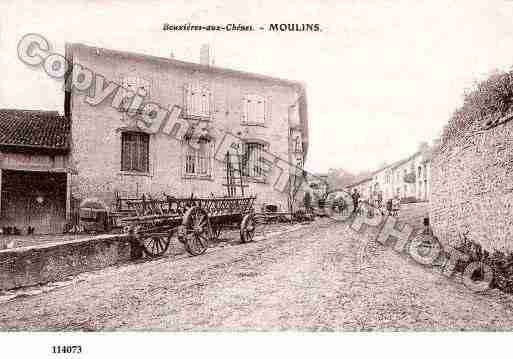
<box><xmin>1</xmin><ymin>0</ymin><xmax>513</xmax><ymax>174</ymax></box>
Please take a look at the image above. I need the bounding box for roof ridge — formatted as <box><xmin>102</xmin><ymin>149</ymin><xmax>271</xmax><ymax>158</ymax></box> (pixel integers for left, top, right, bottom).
<box><xmin>69</xmin><ymin>42</ymin><xmax>305</xmax><ymax>89</ymax></box>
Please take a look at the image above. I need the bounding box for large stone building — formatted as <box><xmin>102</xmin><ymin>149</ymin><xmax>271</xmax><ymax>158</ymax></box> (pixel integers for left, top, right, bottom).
<box><xmin>430</xmin><ymin>112</ymin><xmax>513</xmax><ymax>252</ymax></box>
<box><xmin>64</xmin><ymin>43</ymin><xmax>308</xmax><ymax>219</ymax></box>
<box><xmin>347</xmin><ymin>142</ymin><xmax>432</xmax><ymax>203</ymax></box>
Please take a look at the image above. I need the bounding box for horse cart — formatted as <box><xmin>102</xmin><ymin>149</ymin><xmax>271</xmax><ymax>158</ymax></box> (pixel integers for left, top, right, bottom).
<box><xmin>117</xmin><ymin>195</ymin><xmax>257</xmax><ymax>257</ymax></box>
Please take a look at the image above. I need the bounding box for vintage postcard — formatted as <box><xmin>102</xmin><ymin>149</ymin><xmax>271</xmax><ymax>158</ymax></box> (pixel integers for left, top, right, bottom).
<box><xmin>0</xmin><ymin>0</ymin><xmax>512</xmax><ymax>357</ymax></box>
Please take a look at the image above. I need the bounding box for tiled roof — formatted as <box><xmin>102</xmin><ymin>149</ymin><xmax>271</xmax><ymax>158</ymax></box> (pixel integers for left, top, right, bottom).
<box><xmin>0</xmin><ymin>109</ymin><xmax>70</xmax><ymax>151</ymax></box>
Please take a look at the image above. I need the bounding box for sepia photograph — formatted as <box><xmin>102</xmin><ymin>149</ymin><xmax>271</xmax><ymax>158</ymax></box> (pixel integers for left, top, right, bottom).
<box><xmin>1</xmin><ymin>0</ymin><xmax>513</xmax><ymax>357</ymax></box>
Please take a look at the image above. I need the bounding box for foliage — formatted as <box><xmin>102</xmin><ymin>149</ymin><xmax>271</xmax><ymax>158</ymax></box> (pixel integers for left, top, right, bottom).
<box><xmin>441</xmin><ymin>69</ymin><xmax>513</xmax><ymax>145</ymax></box>
<box><xmin>454</xmin><ymin>235</ymin><xmax>513</xmax><ymax>293</ymax></box>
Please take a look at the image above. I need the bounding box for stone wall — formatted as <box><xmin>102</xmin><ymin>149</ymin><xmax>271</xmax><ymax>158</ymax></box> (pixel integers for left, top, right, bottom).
<box><xmin>429</xmin><ymin>118</ymin><xmax>513</xmax><ymax>252</ymax></box>
<box><xmin>0</xmin><ymin>234</ymin><xmax>135</xmax><ymax>290</ymax></box>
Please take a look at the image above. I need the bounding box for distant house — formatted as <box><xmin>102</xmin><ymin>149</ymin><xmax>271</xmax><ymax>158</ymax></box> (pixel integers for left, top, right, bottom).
<box><xmin>0</xmin><ymin>109</ymin><xmax>71</xmax><ymax>233</ymax></box>
<box><xmin>347</xmin><ymin>142</ymin><xmax>433</xmax><ymax>203</ymax></box>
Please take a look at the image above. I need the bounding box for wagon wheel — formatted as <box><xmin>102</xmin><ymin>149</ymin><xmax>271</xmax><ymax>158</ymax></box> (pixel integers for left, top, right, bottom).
<box><xmin>140</xmin><ymin>233</ymin><xmax>171</xmax><ymax>258</ymax></box>
<box><xmin>183</xmin><ymin>206</ymin><xmax>213</xmax><ymax>256</ymax></box>
<box><xmin>211</xmin><ymin>225</ymin><xmax>223</xmax><ymax>241</ymax></box>
<box><xmin>240</xmin><ymin>213</ymin><xmax>256</xmax><ymax>243</ymax></box>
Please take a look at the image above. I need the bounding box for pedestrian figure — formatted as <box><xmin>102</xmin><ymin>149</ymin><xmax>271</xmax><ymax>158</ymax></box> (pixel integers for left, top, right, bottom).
<box><xmin>351</xmin><ymin>189</ymin><xmax>360</xmax><ymax>214</ymax></box>
<box><xmin>392</xmin><ymin>196</ymin><xmax>400</xmax><ymax>217</ymax></box>
<box><xmin>386</xmin><ymin>199</ymin><xmax>393</xmax><ymax>216</ymax></box>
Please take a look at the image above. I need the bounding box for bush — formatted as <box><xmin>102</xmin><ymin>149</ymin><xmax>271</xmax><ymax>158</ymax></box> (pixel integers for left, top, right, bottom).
<box><xmin>441</xmin><ymin>70</ymin><xmax>513</xmax><ymax>146</ymax></box>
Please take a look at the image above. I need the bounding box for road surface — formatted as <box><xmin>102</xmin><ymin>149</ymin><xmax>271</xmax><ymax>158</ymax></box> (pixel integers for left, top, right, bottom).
<box><xmin>2</xmin><ymin>218</ymin><xmax>513</xmax><ymax>331</ymax></box>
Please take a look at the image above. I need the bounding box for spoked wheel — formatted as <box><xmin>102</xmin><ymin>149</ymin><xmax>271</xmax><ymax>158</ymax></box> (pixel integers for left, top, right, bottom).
<box><xmin>182</xmin><ymin>206</ymin><xmax>213</xmax><ymax>256</ymax></box>
<box><xmin>211</xmin><ymin>225</ymin><xmax>223</xmax><ymax>241</ymax></box>
<box><xmin>140</xmin><ymin>233</ymin><xmax>171</xmax><ymax>258</ymax></box>
<box><xmin>240</xmin><ymin>213</ymin><xmax>256</xmax><ymax>243</ymax></box>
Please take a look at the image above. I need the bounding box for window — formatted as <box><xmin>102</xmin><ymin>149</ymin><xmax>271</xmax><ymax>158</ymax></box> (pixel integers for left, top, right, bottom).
<box><xmin>185</xmin><ymin>85</ymin><xmax>211</xmax><ymax>118</ymax></box>
<box><xmin>123</xmin><ymin>76</ymin><xmax>150</xmax><ymax>97</ymax></box>
<box><xmin>184</xmin><ymin>141</ymin><xmax>211</xmax><ymax>177</ymax></box>
<box><xmin>418</xmin><ymin>166</ymin><xmax>422</xmax><ymax>178</ymax></box>
<box><xmin>121</xmin><ymin>132</ymin><xmax>149</xmax><ymax>172</ymax></box>
<box><xmin>120</xmin><ymin>76</ymin><xmax>150</xmax><ymax>114</ymax></box>
<box><xmin>242</xmin><ymin>95</ymin><xmax>266</xmax><ymax>124</ymax></box>
<box><xmin>242</xmin><ymin>142</ymin><xmax>267</xmax><ymax>179</ymax></box>
<box><xmin>293</xmin><ymin>136</ymin><xmax>302</xmax><ymax>152</ymax></box>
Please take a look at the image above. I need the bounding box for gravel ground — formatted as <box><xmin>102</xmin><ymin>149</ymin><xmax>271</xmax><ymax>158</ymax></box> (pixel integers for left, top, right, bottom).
<box><xmin>1</xmin><ymin>218</ymin><xmax>513</xmax><ymax>331</ymax></box>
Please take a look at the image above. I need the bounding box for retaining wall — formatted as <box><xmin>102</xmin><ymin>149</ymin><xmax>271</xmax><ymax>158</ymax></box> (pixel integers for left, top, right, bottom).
<box><xmin>430</xmin><ymin>116</ymin><xmax>513</xmax><ymax>252</ymax></box>
<box><xmin>0</xmin><ymin>234</ymin><xmax>137</xmax><ymax>291</ymax></box>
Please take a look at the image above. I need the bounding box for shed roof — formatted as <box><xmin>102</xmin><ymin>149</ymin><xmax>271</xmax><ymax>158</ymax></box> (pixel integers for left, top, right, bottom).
<box><xmin>0</xmin><ymin>109</ymin><xmax>70</xmax><ymax>152</ymax></box>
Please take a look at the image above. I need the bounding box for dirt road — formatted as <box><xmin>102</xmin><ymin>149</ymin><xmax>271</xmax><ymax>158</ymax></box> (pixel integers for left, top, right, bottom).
<box><xmin>2</xmin><ymin>218</ymin><xmax>513</xmax><ymax>331</ymax></box>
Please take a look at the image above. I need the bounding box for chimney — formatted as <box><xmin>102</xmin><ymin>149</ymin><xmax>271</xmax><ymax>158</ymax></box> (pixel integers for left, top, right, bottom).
<box><xmin>200</xmin><ymin>44</ymin><xmax>210</xmax><ymax>65</ymax></box>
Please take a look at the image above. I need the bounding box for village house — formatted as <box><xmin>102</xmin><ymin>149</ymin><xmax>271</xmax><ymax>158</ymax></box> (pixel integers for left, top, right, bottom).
<box><xmin>347</xmin><ymin>142</ymin><xmax>433</xmax><ymax>203</ymax></box>
<box><xmin>63</xmin><ymin>43</ymin><xmax>308</xmax><ymax>226</ymax></box>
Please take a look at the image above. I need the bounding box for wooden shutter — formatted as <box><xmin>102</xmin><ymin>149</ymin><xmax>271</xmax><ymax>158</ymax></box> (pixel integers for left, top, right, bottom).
<box><xmin>242</xmin><ymin>95</ymin><xmax>249</xmax><ymax>123</ymax></box>
<box><xmin>121</xmin><ymin>132</ymin><xmax>149</xmax><ymax>172</ymax></box>
<box><xmin>121</xmin><ymin>133</ymin><xmax>130</xmax><ymax>171</ymax></box>
<box><xmin>139</xmin><ymin>134</ymin><xmax>149</xmax><ymax>172</ymax></box>
<box><xmin>200</xmin><ymin>90</ymin><xmax>210</xmax><ymax>117</ymax></box>
<box><xmin>256</xmin><ymin>97</ymin><xmax>265</xmax><ymax>123</ymax></box>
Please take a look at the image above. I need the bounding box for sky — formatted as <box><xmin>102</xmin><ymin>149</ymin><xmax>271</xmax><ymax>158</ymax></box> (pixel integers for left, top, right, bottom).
<box><xmin>1</xmin><ymin>0</ymin><xmax>513</xmax><ymax>174</ymax></box>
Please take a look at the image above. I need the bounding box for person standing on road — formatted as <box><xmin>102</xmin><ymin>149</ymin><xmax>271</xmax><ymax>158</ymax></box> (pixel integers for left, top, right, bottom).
<box><xmin>352</xmin><ymin>189</ymin><xmax>360</xmax><ymax>214</ymax></box>
<box><xmin>392</xmin><ymin>195</ymin><xmax>400</xmax><ymax>217</ymax></box>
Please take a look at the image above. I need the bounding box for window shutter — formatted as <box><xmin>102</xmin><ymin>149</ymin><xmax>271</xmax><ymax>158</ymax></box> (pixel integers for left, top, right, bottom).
<box><xmin>121</xmin><ymin>132</ymin><xmax>149</xmax><ymax>172</ymax></box>
<box><xmin>242</xmin><ymin>95</ymin><xmax>248</xmax><ymax>123</ymax></box>
<box><xmin>200</xmin><ymin>91</ymin><xmax>210</xmax><ymax>117</ymax></box>
<box><xmin>256</xmin><ymin>98</ymin><xmax>265</xmax><ymax>123</ymax></box>
<box><xmin>141</xmin><ymin>135</ymin><xmax>149</xmax><ymax>172</ymax></box>
<box><xmin>249</xmin><ymin>96</ymin><xmax>256</xmax><ymax>123</ymax></box>
<box><xmin>185</xmin><ymin>84</ymin><xmax>192</xmax><ymax>115</ymax></box>
<box><xmin>121</xmin><ymin>134</ymin><xmax>129</xmax><ymax>171</ymax></box>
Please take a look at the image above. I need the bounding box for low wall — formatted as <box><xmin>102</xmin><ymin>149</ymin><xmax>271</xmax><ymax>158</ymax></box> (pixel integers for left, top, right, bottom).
<box><xmin>430</xmin><ymin>116</ymin><xmax>513</xmax><ymax>252</ymax></box>
<box><xmin>0</xmin><ymin>233</ymin><xmax>138</xmax><ymax>291</ymax></box>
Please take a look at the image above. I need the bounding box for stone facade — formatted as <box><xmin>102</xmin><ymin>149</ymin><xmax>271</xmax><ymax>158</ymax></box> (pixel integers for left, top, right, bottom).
<box><xmin>430</xmin><ymin>115</ymin><xmax>513</xmax><ymax>252</ymax></box>
<box><xmin>65</xmin><ymin>43</ymin><xmax>308</xmax><ymax>212</ymax></box>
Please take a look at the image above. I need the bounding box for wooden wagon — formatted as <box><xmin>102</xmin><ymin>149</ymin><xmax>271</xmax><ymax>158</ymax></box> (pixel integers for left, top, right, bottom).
<box><xmin>118</xmin><ymin>194</ymin><xmax>257</xmax><ymax>257</ymax></box>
